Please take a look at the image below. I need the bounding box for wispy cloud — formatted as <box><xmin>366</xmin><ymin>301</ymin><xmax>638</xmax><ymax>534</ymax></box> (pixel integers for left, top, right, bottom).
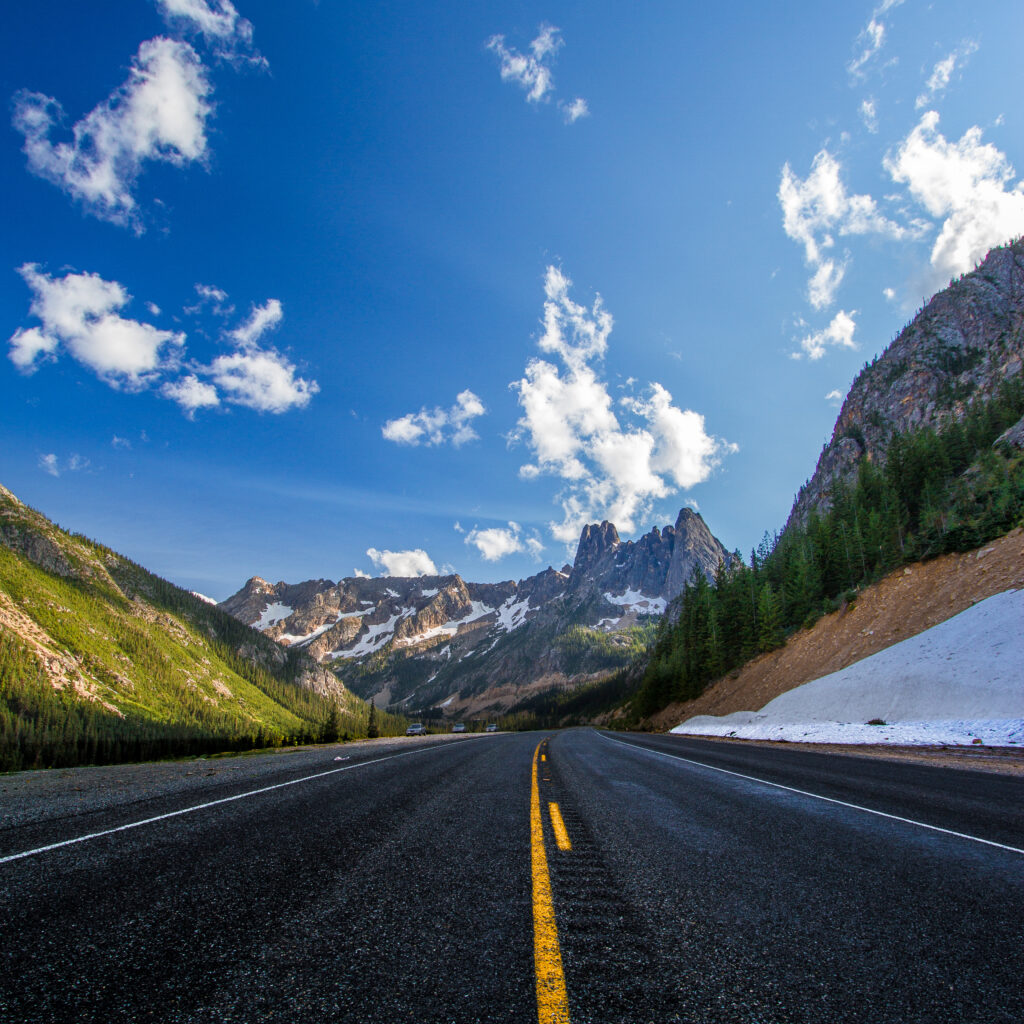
<box><xmin>511</xmin><ymin>267</ymin><xmax>734</xmax><ymax>544</ymax></box>
<box><xmin>859</xmin><ymin>97</ymin><xmax>878</xmax><ymax>134</ymax></box>
<box><xmin>155</xmin><ymin>0</ymin><xmax>266</xmax><ymax>66</ymax></box>
<box><xmin>915</xmin><ymin>41</ymin><xmax>978</xmax><ymax>110</ymax></box>
<box><xmin>487</xmin><ymin>23</ymin><xmax>588</xmax><ymax>122</ymax></box>
<box><xmin>13</xmin><ymin>38</ymin><xmax>212</xmax><ymax>229</ymax></box>
<box><xmin>848</xmin><ymin>0</ymin><xmax>904</xmax><ymax>81</ymax></box>
<box><xmin>38</xmin><ymin>452</ymin><xmax>89</xmax><ymax>477</ymax></box>
<box><xmin>779</xmin><ymin>149</ymin><xmax>922</xmax><ymax>309</ymax></box>
<box><xmin>382</xmin><ymin>390</ymin><xmax>485</xmax><ymax>447</ymax></box>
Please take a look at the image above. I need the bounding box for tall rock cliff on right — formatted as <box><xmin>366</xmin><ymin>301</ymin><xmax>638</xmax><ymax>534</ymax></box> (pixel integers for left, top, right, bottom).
<box><xmin>787</xmin><ymin>239</ymin><xmax>1024</xmax><ymax>531</ymax></box>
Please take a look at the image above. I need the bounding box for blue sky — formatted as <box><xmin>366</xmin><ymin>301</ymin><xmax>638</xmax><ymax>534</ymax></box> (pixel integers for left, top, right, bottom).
<box><xmin>2</xmin><ymin>1</ymin><xmax>1022</xmax><ymax>599</ymax></box>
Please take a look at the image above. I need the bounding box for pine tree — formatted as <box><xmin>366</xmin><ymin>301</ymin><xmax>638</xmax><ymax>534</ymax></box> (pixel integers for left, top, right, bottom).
<box><xmin>367</xmin><ymin>699</ymin><xmax>379</xmax><ymax>739</ymax></box>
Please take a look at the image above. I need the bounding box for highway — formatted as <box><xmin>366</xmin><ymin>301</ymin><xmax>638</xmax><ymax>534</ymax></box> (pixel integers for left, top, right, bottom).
<box><xmin>1</xmin><ymin>730</ymin><xmax>1022</xmax><ymax>1023</ymax></box>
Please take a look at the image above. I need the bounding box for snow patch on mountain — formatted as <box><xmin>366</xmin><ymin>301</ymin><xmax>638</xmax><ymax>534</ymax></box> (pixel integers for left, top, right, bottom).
<box><xmin>257</xmin><ymin>602</ymin><xmax>292</xmax><ymax>629</ymax></box>
<box><xmin>673</xmin><ymin>590</ymin><xmax>1024</xmax><ymax>746</ymax></box>
<box><xmin>497</xmin><ymin>596</ymin><xmax>531</xmax><ymax>632</ymax></box>
<box><xmin>604</xmin><ymin>590</ymin><xmax>667</xmax><ymax>615</ymax></box>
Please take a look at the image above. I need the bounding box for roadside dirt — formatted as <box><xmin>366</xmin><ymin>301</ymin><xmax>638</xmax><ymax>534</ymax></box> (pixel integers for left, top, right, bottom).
<box><xmin>644</xmin><ymin>527</ymin><xmax>1024</xmax><ymax>734</ymax></box>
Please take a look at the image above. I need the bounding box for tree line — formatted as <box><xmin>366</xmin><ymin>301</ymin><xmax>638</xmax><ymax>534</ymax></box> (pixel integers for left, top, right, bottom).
<box><xmin>634</xmin><ymin>377</ymin><xmax>1024</xmax><ymax>719</ymax></box>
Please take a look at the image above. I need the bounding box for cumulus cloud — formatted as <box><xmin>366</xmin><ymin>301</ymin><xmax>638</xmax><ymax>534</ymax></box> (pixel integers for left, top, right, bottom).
<box><xmin>204</xmin><ymin>346</ymin><xmax>318</xmax><ymax>413</ymax></box>
<box><xmin>916</xmin><ymin>41</ymin><xmax>978</xmax><ymax>110</ymax></box>
<box><xmin>464</xmin><ymin>521</ymin><xmax>545</xmax><ymax>562</ymax></box>
<box><xmin>155</xmin><ymin>0</ymin><xmax>265</xmax><ymax>65</ymax></box>
<box><xmin>9</xmin><ymin>268</ymin><xmax>317</xmax><ymax>415</ymax></box>
<box><xmin>825</xmin><ymin>389</ymin><xmax>844</xmax><ymax>405</ymax></box>
<box><xmin>161</xmin><ymin>374</ymin><xmax>220</xmax><ymax>416</ymax></box>
<box><xmin>779</xmin><ymin>149</ymin><xmax>920</xmax><ymax>308</ymax></box>
<box><xmin>382</xmin><ymin>390</ymin><xmax>486</xmax><ymax>447</ymax></box>
<box><xmin>792</xmin><ymin>310</ymin><xmax>858</xmax><ymax>361</ymax></box>
<box><xmin>13</xmin><ymin>38</ymin><xmax>212</xmax><ymax>228</ymax></box>
<box><xmin>511</xmin><ymin>267</ymin><xmax>734</xmax><ymax>544</ymax></box>
<box><xmin>884</xmin><ymin>111</ymin><xmax>1024</xmax><ymax>288</ymax></box>
<box><xmin>366</xmin><ymin>547</ymin><xmax>438</xmax><ymax>577</ymax></box>
<box><xmin>487</xmin><ymin>23</ymin><xmax>588</xmax><ymax>121</ymax></box>
<box><xmin>10</xmin><ymin>264</ymin><xmax>184</xmax><ymax>386</ymax></box>
<box><xmin>39</xmin><ymin>454</ymin><xmax>59</xmax><ymax>477</ymax></box>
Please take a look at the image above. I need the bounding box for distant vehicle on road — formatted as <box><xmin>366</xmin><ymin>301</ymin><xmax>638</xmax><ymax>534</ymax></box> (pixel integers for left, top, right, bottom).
<box><xmin>406</xmin><ymin>723</ymin><xmax>426</xmax><ymax>736</ymax></box>
<box><xmin>451</xmin><ymin>723</ymin><xmax>466</xmax><ymax>733</ymax></box>
<box><xmin>485</xmin><ymin>723</ymin><xmax>497</xmax><ymax>732</ymax></box>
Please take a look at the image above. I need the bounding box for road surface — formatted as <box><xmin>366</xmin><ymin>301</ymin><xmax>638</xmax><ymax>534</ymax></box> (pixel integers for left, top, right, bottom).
<box><xmin>1</xmin><ymin>729</ymin><xmax>1021</xmax><ymax>1023</ymax></box>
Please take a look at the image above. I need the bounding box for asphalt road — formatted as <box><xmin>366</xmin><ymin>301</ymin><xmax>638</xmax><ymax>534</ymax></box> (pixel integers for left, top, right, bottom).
<box><xmin>1</xmin><ymin>730</ymin><xmax>1022</xmax><ymax>1023</ymax></box>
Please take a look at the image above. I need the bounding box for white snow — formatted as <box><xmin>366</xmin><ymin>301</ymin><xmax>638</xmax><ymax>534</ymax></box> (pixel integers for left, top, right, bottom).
<box><xmin>190</xmin><ymin>591</ymin><xmax>217</xmax><ymax>606</ymax></box>
<box><xmin>596</xmin><ymin>616</ymin><xmax>623</xmax><ymax>631</ymax></box>
<box><xmin>420</xmin><ymin>588</ymin><xmax>439</xmax><ymax>598</ymax></box>
<box><xmin>438</xmin><ymin>695</ymin><xmax>455</xmax><ymax>708</ymax></box>
<box><xmin>386</xmin><ymin>588</ymin><xmax>400</xmax><ymax>598</ymax></box>
<box><xmin>256</xmin><ymin>602</ymin><xmax>292</xmax><ymax>629</ymax></box>
<box><xmin>497</xmin><ymin>596</ymin><xmax>531</xmax><ymax>632</ymax></box>
<box><xmin>392</xmin><ymin>601</ymin><xmax>495</xmax><ymax>649</ymax></box>
<box><xmin>672</xmin><ymin>589</ymin><xmax>1024</xmax><ymax>747</ymax></box>
<box><xmin>330</xmin><ymin>613</ymin><xmax>402</xmax><ymax>659</ymax></box>
<box><xmin>603</xmin><ymin>589</ymin><xmax>667</xmax><ymax>615</ymax></box>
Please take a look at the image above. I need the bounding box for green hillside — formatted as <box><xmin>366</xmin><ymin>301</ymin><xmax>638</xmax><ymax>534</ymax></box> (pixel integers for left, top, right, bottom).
<box><xmin>0</xmin><ymin>484</ymin><xmax>400</xmax><ymax>770</ymax></box>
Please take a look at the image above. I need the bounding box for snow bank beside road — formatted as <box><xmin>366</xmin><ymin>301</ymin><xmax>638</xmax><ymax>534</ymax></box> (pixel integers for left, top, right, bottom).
<box><xmin>672</xmin><ymin>589</ymin><xmax>1024</xmax><ymax>746</ymax></box>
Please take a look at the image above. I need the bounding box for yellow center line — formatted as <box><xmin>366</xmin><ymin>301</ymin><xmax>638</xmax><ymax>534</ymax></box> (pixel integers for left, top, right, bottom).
<box><xmin>548</xmin><ymin>802</ymin><xmax>572</xmax><ymax>851</ymax></box>
<box><xmin>531</xmin><ymin>741</ymin><xmax>570</xmax><ymax>1023</ymax></box>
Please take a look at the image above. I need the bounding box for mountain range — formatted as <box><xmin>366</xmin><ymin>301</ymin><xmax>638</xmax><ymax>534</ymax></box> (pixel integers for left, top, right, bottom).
<box><xmin>220</xmin><ymin>508</ymin><xmax>730</xmax><ymax>718</ymax></box>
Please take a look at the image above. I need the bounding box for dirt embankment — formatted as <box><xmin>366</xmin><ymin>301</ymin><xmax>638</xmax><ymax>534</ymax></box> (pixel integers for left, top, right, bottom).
<box><xmin>645</xmin><ymin>528</ymin><xmax>1024</xmax><ymax>733</ymax></box>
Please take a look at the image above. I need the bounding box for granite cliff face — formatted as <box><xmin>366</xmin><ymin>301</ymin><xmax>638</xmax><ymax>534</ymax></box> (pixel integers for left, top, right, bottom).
<box><xmin>221</xmin><ymin>507</ymin><xmax>731</xmax><ymax>715</ymax></box>
<box><xmin>788</xmin><ymin>239</ymin><xmax>1024</xmax><ymax>530</ymax></box>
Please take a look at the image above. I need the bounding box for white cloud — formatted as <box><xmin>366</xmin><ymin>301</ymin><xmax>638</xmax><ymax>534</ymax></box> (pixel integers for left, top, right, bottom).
<box><xmin>884</xmin><ymin>111</ymin><xmax>1024</xmax><ymax>288</ymax></box>
<box><xmin>228</xmin><ymin>299</ymin><xmax>283</xmax><ymax>347</ymax></box>
<box><xmin>859</xmin><ymin>97</ymin><xmax>878</xmax><ymax>134</ymax></box>
<box><xmin>793</xmin><ymin>310</ymin><xmax>858</xmax><ymax>361</ymax></box>
<box><xmin>382</xmin><ymin>389</ymin><xmax>486</xmax><ymax>447</ymax></box>
<box><xmin>366</xmin><ymin>547</ymin><xmax>438</xmax><ymax>577</ymax></box>
<box><xmin>511</xmin><ymin>267</ymin><xmax>733</xmax><ymax>544</ymax></box>
<box><xmin>185</xmin><ymin>283</ymin><xmax>233</xmax><ymax>317</ymax></box>
<box><xmin>111</xmin><ymin>435</ymin><xmax>132</xmax><ymax>449</ymax></box>
<box><xmin>353</xmin><ymin>568</ymin><xmax>371</xmax><ymax>579</ymax></box>
<box><xmin>487</xmin><ymin>23</ymin><xmax>588</xmax><ymax>121</ymax></box>
<box><xmin>206</xmin><ymin>347</ymin><xmax>318</xmax><ymax>413</ymax></box>
<box><xmin>825</xmin><ymin>389</ymin><xmax>844</xmax><ymax>405</ymax></box>
<box><xmin>883</xmin><ymin>286</ymin><xmax>896</xmax><ymax>300</ymax></box>
<box><xmin>779</xmin><ymin>149</ymin><xmax>919</xmax><ymax>309</ymax></box>
<box><xmin>916</xmin><ymin>41</ymin><xmax>978</xmax><ymax>110</ymax></box>
<box><xmin>13</xmin><ymin>38</ymin><xmax>212</xmax><ymax>228</ymax></box>
<box><xmin>560</xmin><ymin>98</ymin><xmax>589</xmax><ymax>124</ymax></box>
<box><xmin>464</xmin><ymin>521</ymin><xmax>545</xmax><ymax>562</ymax></box>
<box><xmin>38</xmin><ymin>453</ymin><xmax>89</xmax><ymax>477</ymax></box>
<box><xmin>10</xmin><ymin>269</ymin><xmax>317</xmax><ymax>415</ymax></box>
<box><xmin>10</xmin><ymin>264</ymin><xmax>184</xmax><ymax>386</ymax></box>
<box><xmin>161</xmin><ymin>374</ymin><xmax>220</xmax><ymax>416</ymax></box>
<box><xmin>848</xmin><ymin>1</ymin><xmax>903</xmax><ymax>81</ymax></box>
<box><xmin>155</xmin><ymin>0</ymin><xmax>265</xmax><ymax>65</ymax></box>
<box><xmin>487</xmin><ymin>24</ymin><xmax>560</xmax><ymax>103</ymax></box>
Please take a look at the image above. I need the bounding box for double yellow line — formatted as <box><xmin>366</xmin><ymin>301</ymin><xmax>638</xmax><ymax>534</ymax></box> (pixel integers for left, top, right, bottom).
<box><xmin>531</xmin><ymin>741</ymin><xmax>571</xmax><ymax>1023</ymax></box>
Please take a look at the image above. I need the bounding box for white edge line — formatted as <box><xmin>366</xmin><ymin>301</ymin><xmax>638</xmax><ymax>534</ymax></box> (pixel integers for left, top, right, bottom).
<box><xmin>598</xmin><ymin>732</ymin><xmax>1024</xmax><ymax>856</ymax></box>
<box><xmin>0</xmin><ymin>743</ymin><xmax>453</xmax><ymax>866</ymax></box>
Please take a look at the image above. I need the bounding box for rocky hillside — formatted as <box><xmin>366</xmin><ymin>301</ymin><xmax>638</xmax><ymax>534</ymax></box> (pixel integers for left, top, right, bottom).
<box><xmin>221</xmin><ymin>508</ymin><xmax>730</xmax><ymax>717</ymax></box>
<box><xmin>0</xmin><ymin>483</ymin><xmax>363</xmax><ymax>769</ymax></box>
<box><xmin>789</xmin><ymin>239</ymin><xmax>1024</xmax><ymax>529</ymax></box>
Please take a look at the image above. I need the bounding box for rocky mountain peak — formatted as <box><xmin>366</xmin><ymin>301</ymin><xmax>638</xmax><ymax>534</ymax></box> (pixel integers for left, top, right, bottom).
<box><xmin>573</xmin><ymin>521</ymin><xmax>621</xmax><ymax>575</ymax></box>
<box><xmin>787</xmin><ymin>238</ymin><xmax>1024</xmax><ymax>530</ymax></box>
